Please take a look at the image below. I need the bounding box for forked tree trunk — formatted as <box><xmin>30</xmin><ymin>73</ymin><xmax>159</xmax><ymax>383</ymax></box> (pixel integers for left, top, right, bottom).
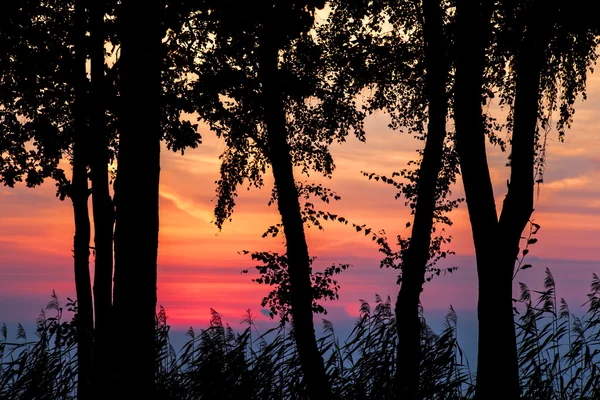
<box><xmin>482</xmin><ymin>8</ymin><xmax>548</xmax><ymax>399</ymax></box>
<box><xmin>453</xmin><ymin>2</ymin><xmax>516</xmax><ymax>399</ymax></box>
<box><xmin>394</xmin><ymin>0</ymin><xmax>449</xmax><ymax>398</ymax></box>
<box><xmin>454</xmin><ymin>1</ymin><xmax>548</xmax><ymax>399</ymax></box>
<box><xmin>73</xmin><ymin>1</ymin><xmax>93</xmax><ymax>397</ymax></box>
<box><xmin>89</xmin><ymin>0</ymin><xmax>114</xmax><ymax>396</ymax></box>
<box><xmin>112</xmin><ymin>0</ymin><xmax>162</xmax><ymax>398</ymax></box>
<box><xmin>257</xmin><ymin>31</ymin><xmax>333</xmax><ymax>400</ymax></box>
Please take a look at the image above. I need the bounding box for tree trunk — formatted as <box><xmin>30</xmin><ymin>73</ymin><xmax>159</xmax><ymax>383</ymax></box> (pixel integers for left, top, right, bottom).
<box><xmin>453</xmin><ymin>1</ymin><xmax>517</xmax><ymax>398</ymax></box>
<box><xmin>394</xmin><ymin>0</ymin><xmax>449</xmax><ymax>398</ymax></box>
<box><xmin>89</xmin><ymin>0</ymin><xmax>114</xmax><ymax>397</ymax></box>
<box><xmin>258</xmin><ymin>32</ymin><xmax>333</xmax><ymax>400</ymax></box>
<box><xmin>474</xmin><ymin>48</ymin><xmax>543</xmax><ymax>396</ymax></box>
<box><xmin>486</xmin><ymin>11</ymin><xmax>547</xmax><ymax>399</ymax></box>
<box><xmin>113</xmin><ymin>0</ymin><xmax>162</xmax><ymax>398</ymax></box>
<box><xmin>73</xmin><ymin>1</ymin><xmax>93</xmax><ymax>398</ymax></box>
<box><xmin>72</xmin><ymin>143</ymin><xmax>94</xmax><ymax>400</ymax></box>
<box><xmin>454</xmin><ymin>1</ymin><xmax>547</xmax><ymax>399</ymax></box>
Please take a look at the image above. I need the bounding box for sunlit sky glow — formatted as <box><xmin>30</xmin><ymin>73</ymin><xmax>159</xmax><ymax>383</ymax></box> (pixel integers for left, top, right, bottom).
<box><xmin>1</xmin><ymin>72</ymin><xmax>600</xmax><ymax>333</ymax></box>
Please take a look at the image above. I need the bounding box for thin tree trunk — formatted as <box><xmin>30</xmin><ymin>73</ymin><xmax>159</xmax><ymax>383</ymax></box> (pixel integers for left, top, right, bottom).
<box><xmin>89</xmin><ymin>0</ymin><xmax>114</xmax><ymax>396</ymax></box>
<box><xmin>72</xmin><ymin>142</ymin><xmax>94</xmax><ymax>400</ymax></box>
<box><xmin>394</xmin><ymin>0</ymin><xmax>448</xmax><ymax>398</ymax></box>
<box><xmin>113</xmin><ymin>0</ymin><xmax>162</xmax><ymax>398</ymax></box>
<box><xmin>73</xmin><ymin>1</ymin><xmax>93</xmax><ymax>397</ymax></box>
<box><xmin>258</xmin><ymin>32</ymin><xmax>333</xmax><ymax>400</ymax></box>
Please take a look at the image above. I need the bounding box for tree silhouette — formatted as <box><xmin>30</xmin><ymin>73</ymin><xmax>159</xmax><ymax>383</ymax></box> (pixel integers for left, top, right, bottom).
<box><xmin>87</xmin><ymin>1</ymin><xmax>115</xmax><ymax>396</ymax></box>
<box><xmin>0</xmin><ymin>1</ymin><xmax>95</xmax><ymax>397</ymax></box>
<box><xmin>1</xmin><ymin>1</ymin><xmax>199</xmax><ymax>397</ymax></box>
<box><xmin>110</xmin><ymin>0</ymin><xmax>201</xmax><ymax>397</ymax></box>
<box><xmin>453</xmin><ymin>0</ymin><xmax>599</xmax><ymax>398</ymax></box>
<box><xmin>256</xmin><ymin>11</ymin><xmax>333</xmax><ymax>398</ymax></box>
<box><xmin>391</xmin><ymin>0</ymin><xmax>455</xmax><ymax>396</ymax></box>
<box><xmin>166</xmin><ymin>1</ymin><xmax>367</xmax><ymax>397</ymax></box>
<box><xmin>72</xmin><ymin>1</ymin><xmax>95</xmax><ymax>397</ymax></box>
<box><xmin>325</xmin><ymin>1</ymin><xmax>458</xmax><ymax>397</ymax></box>
<box><xmin>111</xmin><ymin>0</ymin><xmax>163</xmax><ymax>397</ymax></box>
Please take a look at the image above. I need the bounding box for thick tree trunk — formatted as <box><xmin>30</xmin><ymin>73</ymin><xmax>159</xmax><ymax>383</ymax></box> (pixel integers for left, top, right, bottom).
<box><xmin>394</xmin><ymin>0</ymin><xmax>448</xmax><ymax>398</ymax></box>
<box><xmin>73</xmin><ymin>1</ymin><xmax>93</xmax><ymax>399</ymax></box>
<box><xmin>258</xmin><ymin>33</ymin><xmax>332</xmax><ymax>400</ymax></box>
<box><xmin>454</xmin><ymin>1</ymin><xmax>546</xmax><ymax>399</ymax></box>
<box><xmin>89</xmin><ymin>0</ymin><xmax>114</xmax><ymax>397</ymax></box>
<box><xmin>453</xmin><ymin>1</ymin><xmax>518</xmax><ymax>398</ymax></box>
<box><xmin>486</xmin><ymin>12</ymin><xmax>546</xmax><ymax>399</ymax></box>
<box><xmin>474</xmin><ymin>52</ymin><xmax>542</xmax><ymax>397</ymax></box>
<box><xmin>113</xmin><ymin>0</ymin><xmax>162</xmax><ymax>398</ymax></box>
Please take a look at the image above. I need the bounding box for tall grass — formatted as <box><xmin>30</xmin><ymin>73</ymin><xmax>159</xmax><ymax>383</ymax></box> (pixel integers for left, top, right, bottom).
<box><xmin>0</xmin><ymin>292</ymin><xmax>78</xmax><ymax>399</ymax></box>
<box><xmin>516</xmin><ymin>268</ymin><xmax>600</xmax><ymax>399</ymax></box>
<box><xmin>153</xmin><ymin>294</ymin><xmax>470</xmax><ymax>399</ymax></box>
<box><xmin>3</xmin><ymin>272</ymin><xmax>600</xmax><ymax>399</ymax></box>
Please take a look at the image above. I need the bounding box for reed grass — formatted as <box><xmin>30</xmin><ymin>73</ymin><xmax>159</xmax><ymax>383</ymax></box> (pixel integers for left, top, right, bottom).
<box><xmin>3</xmin><ymin>271</ymin><xmax>600</xmax><ymax>399</ymax></box>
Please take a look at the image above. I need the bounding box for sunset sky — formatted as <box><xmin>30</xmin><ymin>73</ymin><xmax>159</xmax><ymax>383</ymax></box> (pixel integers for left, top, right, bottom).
<box><xmin>1</xmin><ymin>69</ymin><xmax>600</xmax><ymax>356</ymax></box>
